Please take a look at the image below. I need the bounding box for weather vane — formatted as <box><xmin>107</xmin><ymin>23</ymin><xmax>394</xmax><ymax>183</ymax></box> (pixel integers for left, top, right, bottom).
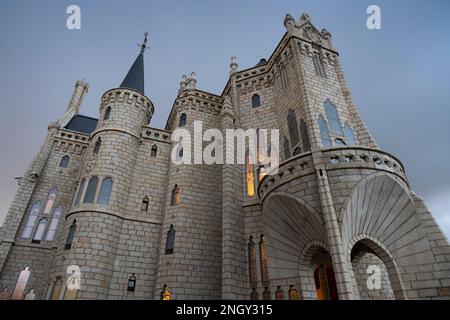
<box><xmin>139</xmin><ymin>32</ymin><xmax>149</xmax><ymax>54</ymax></box>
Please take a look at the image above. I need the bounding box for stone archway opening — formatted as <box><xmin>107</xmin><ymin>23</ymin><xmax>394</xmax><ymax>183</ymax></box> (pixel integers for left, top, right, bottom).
<box><xmin>350</xmin><ymin>239</ymin><xmax>405</xmax><ymax>300</ymax></box>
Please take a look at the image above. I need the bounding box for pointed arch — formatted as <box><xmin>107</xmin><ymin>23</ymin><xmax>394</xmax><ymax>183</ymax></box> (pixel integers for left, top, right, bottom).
<box><xmin>97</xmin><ymin>177</ymin><xmax>112</xmax><ymax>205</ymax></box>
<box><xmin>65</xmin><ymin>219</ymin><xmax>77</xmax><ymax>250</ymax></box>
<box><xmin>103</xmin><ymin>106</ymin><xmax>111</xmax><ymax>120</ymax></box>
<box><xmin>287</xmin><ymin>109</ymin><xmax>300</xmax><ymax>147</ymax></box>
<box><xmin>344</xmin><ymin>122</ymin><xmax>357</xmax><ymax>145</ymax></box>
<box><xmin>45</xmin><ymin>205</ymin><xmax>63</xmax><ymax>242</ymax></box>
<box><xmin>32</xmin><ymin>218</ymin><xmax>48</xmax><ymax>243</ymax></box>
<box><xmin>179</xmin><ymin>113</ymin><xmax>187</xmax><ymax>127</ymax></box>
<box><xmin>324</xmin><ymin>100</ymin><xmax>343</xmax><ymax>135</ymax></box>
<box><xmin>151</xmin><ymin>144</ymin><xmax>158</xmax><ymax>157</ymax></box>
<box><xmin>93</xmin><ymin>137</ymin><xmax>102</xmax><ymax>154</ymax></box>
<box><xmin>43</xmin><ymin>187</ymin><xmax>58</xmax><ymax>214</ymax></box>
<box><xmin>59</xmin><ymin>155</ymin><xmax>70</xmax><ymax>168</ymax></box>
<box><xmin>165</xmin><ymin>224</ymin><xmax>175</xmax><ymax>254</ymax></box>
<box><xmin>318</xmin><ymin>115</ymin><xmax>332</xmax><ymax>148</ymax></box>
<box><xmin>22</xmin><ymin>201</ymin><xmax>42</xmax><ymax>239</ymax></box>
<box><xmin>83</xmin><ymin>176</ymin><xmax>98</xmax><ymax>203</ymax></box>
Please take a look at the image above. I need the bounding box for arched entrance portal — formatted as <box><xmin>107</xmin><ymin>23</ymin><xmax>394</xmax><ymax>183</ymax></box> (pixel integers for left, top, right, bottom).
<box><xmin>312</xmin><ymin>249</ymin><xmax>339</xmax><ymax>300</ymax></box>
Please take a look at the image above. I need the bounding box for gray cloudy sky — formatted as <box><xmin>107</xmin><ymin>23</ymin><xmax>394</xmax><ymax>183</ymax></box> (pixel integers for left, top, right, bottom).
<box><xmin>0</xmin><ymin>0</ymin><xmax>449</xmax><ymax>238</ymax></box>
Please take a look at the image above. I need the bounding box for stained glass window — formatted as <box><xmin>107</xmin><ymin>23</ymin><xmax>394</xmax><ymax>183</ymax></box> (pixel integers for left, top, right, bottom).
<box><xmin>97</xmin><ymin>177</ymin><xmax>112</xmax><ymax>205</ymax></box>
<box><xmin>259</xmin><ymin>235</ymin><xmax>269</xmax><ymax>288</ymax></box>
<box><xmin>83</xmin><ymin>176</ymin><xmax>98</xmax><ymax>203</ymax></box>
<box><xmin>324</xmin><ymin>100</ymin><xmax>344</xmax><ymax>135</ymax></box>
<box><xmin>43</xmin><ymin>187</ymin><xmax>58</xmax><ymax>214</ymax></box>
<box><xmin>319</xmin><ymin>115</ymin><xmax>332</xmax><ymax>148</ymax></box>
<box><xmin>344</xmin><ymin>123</ymin><xmax>357</xmax><ymax>145</ymax></box>
<box><xmin>32</xmin><ymin>218</ymin><xmax>48</xmax><ymax>243</ymax></box>
<box><xmin>22</xmin><ymin>201</ymin><xmax>42</xmax><ymax>239</ymax></box>
<box><xmin>45</xmin><ymin>205</ymin><xmax>63</xmax><ymax>241</ymax></box>
<box><xmin>165</xmin><ymin>225</ymin><xmax>175</xmax><ymax>254</ymax></box>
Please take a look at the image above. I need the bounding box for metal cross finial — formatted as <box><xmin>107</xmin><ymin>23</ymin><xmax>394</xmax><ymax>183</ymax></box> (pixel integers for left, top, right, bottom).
<box><xmin>139</xmin><ymin>32</ymin><xmax>149</xmax><ymax>54</ymax></box>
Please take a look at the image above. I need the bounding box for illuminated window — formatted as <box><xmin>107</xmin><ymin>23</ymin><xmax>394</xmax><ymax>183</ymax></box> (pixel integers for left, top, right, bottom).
<box><xmin>287</xmin><ymin>109</ymin><xmax>300</xmax><ymax>147</ymax></box>
<box><xmin>32</xmin><ymin>218</ymin><xmax>48</xmax><ymax>243</ymax></box>
<box><xmin>74</xmin><ymin>179</ymin><xmax>85</xmax><ymax>206</ymax></box>
<box><xmin>251</xmin><ymin>94</ymin><xmax>261</xmax><ymax>108</ymax></box>
<box><xmin>59</xmin><ymin>155</ymin><xmax>70</xmax><ymax>168</ymax></box>
<box><xmin>344</xmin><ymin>123</ymin><xmax>357</xmax><ymax>145</ymax></box>
<box><xmin>257</xmin><ymin>165</ymin><xmax>267</xmax><ymax>182</ymax></box>
<box><xmin>324</xmin><ymin>100</ymin><xmax>343</xmax><ymax>135</ymax></box>
<box><xmin>259</xmin><ymin>235</ymin><xmax>269</xmax><ymax>287</ymax></box>
<box><xmin>93</xmin><ymin>138</ymin><xmax>102</xmax><ymax>154</ymax></box>
<box><xmin>171</xmin><ymin>185</ymin><xmax>180</xmax><ymax>206</ymax></box>
<box><xmin>49</xmin><ymin>278</ymin><xmax>62</xmax><ymax>300</ymax></box>
<box><xmin>288</xmin><ymin>285</ymin><xmax>299</xmax><ymax>300</ymax></box>
<box><xmin>248</xmin><ymin>236</ymin><xmax>257</xmax><ymax>289</ymax></box>
<box><xmin>300</xmin><ymin>119</ymin><xmax>311</xmax><ymax>151</ymax></box>
<box><xmin>318</xmin><ymin>115</ymin><xmax>332</xmax><ymax>148</ymax></box>
<box><xmin>22</xmin><ymin>201</ymin><xmax>42</xmax><ymax>239</ymax></box>
<box><xmin>83</xmin><ymin>176</ymin><xmax>98</xmax><ymax>203</ymax></box>
<box><xmin>45</xmin><ymin>205</ymin><xmax>63</xmax><ymax>242</ymax></box>
<box><xmin>103</xmin><ymin>107</ymin><xmax>111</xmax><ymax>120</ymax></box>
<box><xmin>43</xmin><ymin>187</ymin><xmax>58</xmax><ymax>214</ymax></box>
<box><xmin>141</xmin><ymin>196</ymin><xmax>149</xmax><ymax>211</ymax></box>
<box><xmin>97</xmin><ymin>177</ymin><xmax>112</xmax><ymax>205</ymax></box>
<box><xmin>64</xmin><ymin>220</ymin><xmax>77</xmax><ymax>250</ymax></box>
<box><xmin>161</xmin><ymin>284</ymin><xmax>170</xmax><ymax>300</ymax></box>
<box><xmin>151</xmin><ymin>145</ymin><xmax>158</xmax><ymax>157</ymax></box>
<box><xmin>179</xmin><ymin>113</ymin><xmax>187</xmax><ymax>127</ymax></box>
<box><xmin>12</xmin><ymin>267</ymin><xmax>30</xmax><ymax>300</ymax></box>
<box><xmin>246</xmin><ymin>163</ymin><xmax>255</xmax><ymax>197</ymax></box>
<box><xmin>165</xmin><ymin>225</ymin><xmax>175</xmax><ymax>254</ymax></box>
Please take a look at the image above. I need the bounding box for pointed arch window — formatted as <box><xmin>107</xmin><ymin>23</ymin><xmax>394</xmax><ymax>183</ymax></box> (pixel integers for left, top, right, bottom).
<box><xmin>43</xmin><ymin>187</ymin><xmax>58</xmax><ymax>215</ymax></box>
<box><xmin>248</xmin><ymin>236</ymin><xmax>257</xmax><ymax>289</ymax></box>
<box><xmin>344</xmin><ymin>123</ymin><xmax>357</xmax><ymax>145</ymax></box>
<box><xmin>283</xmin><ymin>137</ymin><xmax>290</xmax><ymax>160</ymax></box>
<box><xmin>83</xmin><ymin>176</ymin><xmax>98</xmax><ymax>203</ymax></box>
<box><xmin>259</xmin><ymin>235</ymin><xmax>269</xmax><ymax>288</ymax></box>
<box><xmin>12</xmin><ymin>267</ymin><xmax>30</xmax><ymax>300</ymax></box>
<box><xmin>313</xmin><ymin>52</ymin><xmax>326</xmax><ymax>78</ymax></box>
<box><xmin>74</xmin><ymin>179</ymin><xmax>85</xmax><ymax>206</ymax></box>
<box><xmin>93</xmin><ymin>138</ymin><xmax>102</xmax><ymax>154</ymax></box>
<box><xmin>246</xmin><ymin>163</ymin><xmax>255</xmax><ymax>197</ymax></box>
<box><xmin>287</xmin><ymin>109</ymin><xmax>300</xmax><ymax>147</ymax></box>
<box><xmin>251</xmin><ymin>94</ymin><xmax>261</xmax><ymax>108</ymax></box>
<box><xmin>32</xmin><ymin>218</ymin><xmax>48</xmax><ymax>243</ymax></box>
<box><xmin>141</xmin><ymin>196</ymin><xmax>149</xmax><ymax>211</ymax></box>
<box><xmin>300</xmin><ymin>119</ymin><xmax>311</xmax><ymax>151</ymax></box>
<box><xmin>45</xmin><ymin>205</ymin><xmax>63</xmax><ymax>242</ymax></box>
<box><xmin>151</xmin><ymin>145</ymin><xmax>158</xmax><ymax>157</ymax></box>
<box><xmin>64</xmin><ymin>220</ymin><xmax>77</xmax><ymax>250</ymax></box>
<box><xmin>171</xmin><ymin>185</ymin><xmax>180</xmax><ymax>206</ymax></box>
<box><xmin>97</xmin><ymin>177</ymin><xmax>112</xmax><ymax>205</ymax></box>
<box><xmin>103</xmin><ymin>107</ymin><xmax>111</xmax><ymax>121</ymax></box>
<box><xmin>59</xmin><ymin>155</ymin><xmax>70</xmax><ymax>168</ymax></box>
<box><xmin>318</xmin><ymin>115</ymin><xmax>332</xmax><ymax>148</ymax></box>
<box><xmin>165</xmin><ymin>225</ymin><xmax>175</xmax><ymax>254</ymax></box>
<box><xmin>179</xmin><ymin>113</ymin><xmax>187</xmax><ymax>127</ymax></box>
<box><xmin>22</xmin><ymin>201</ymin><xmax>42</xmax><ymax>239</ymax></box>
<box><xmin>324</xmin><ymin>100</ymin><xmax>344</xmax><ymax>135</ymax></box>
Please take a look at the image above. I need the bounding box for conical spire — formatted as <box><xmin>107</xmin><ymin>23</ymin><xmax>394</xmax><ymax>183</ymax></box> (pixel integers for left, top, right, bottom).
<box><xmin>120</xmin><ymin>33</ymin><xmax>148</xmax><ymax>95</ymax></box>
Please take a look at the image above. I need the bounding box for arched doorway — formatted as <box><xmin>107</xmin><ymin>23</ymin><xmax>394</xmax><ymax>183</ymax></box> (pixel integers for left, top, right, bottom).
<box><xmin>310</xmin><ymin>248</ymin><xmax>338</xmax><ymax>300</ymax></box>
<box><xmin>261</xmin><ymin>193</ymin><xmax>328</xmax><ymax>299</ymax></box>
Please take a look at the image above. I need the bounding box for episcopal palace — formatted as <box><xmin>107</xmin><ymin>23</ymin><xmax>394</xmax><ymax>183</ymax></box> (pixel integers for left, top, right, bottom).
<box><xmin>0</xmin><ymin>13</ymin><xmax>449</xmax><ymax>300</ymax></box>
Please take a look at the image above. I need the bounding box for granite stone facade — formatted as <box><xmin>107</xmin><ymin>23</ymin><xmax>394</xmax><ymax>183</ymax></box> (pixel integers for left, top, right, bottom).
<box><xmin>0</xmin><ymin>13</ymin><xmax>449</xmax><ymax>300</ymax></box>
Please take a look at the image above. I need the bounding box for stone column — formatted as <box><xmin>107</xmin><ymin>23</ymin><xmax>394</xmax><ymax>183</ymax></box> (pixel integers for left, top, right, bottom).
<box><xmin>311</xmin><ymin>149</ymin><xmax>354</xmax><ymax>299</ymax></box>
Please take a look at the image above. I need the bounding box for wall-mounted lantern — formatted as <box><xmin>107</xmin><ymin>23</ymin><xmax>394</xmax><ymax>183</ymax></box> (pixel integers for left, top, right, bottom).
<box><xmin>127</xmin><ymin>273</ymin><xmax>136</xmax><ymax>292</ymax></box>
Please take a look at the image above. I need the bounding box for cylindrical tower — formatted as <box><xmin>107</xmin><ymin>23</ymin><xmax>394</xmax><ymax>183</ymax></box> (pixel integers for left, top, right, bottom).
<box><xmin>49</xmin><ymin>47</ymin><xmax>154</xmax><ymax>299</ymax></box>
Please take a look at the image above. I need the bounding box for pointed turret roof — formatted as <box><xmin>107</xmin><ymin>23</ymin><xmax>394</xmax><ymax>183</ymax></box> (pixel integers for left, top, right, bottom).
<box><xmin>120</xmin><ymin>52</ymin><xmax>145</xmax><ymax>94</ymax></box>
<box><xmin>120</xmin><ymin>33</ymin><xmax>148</xmax><ymax>95</ymax></box>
